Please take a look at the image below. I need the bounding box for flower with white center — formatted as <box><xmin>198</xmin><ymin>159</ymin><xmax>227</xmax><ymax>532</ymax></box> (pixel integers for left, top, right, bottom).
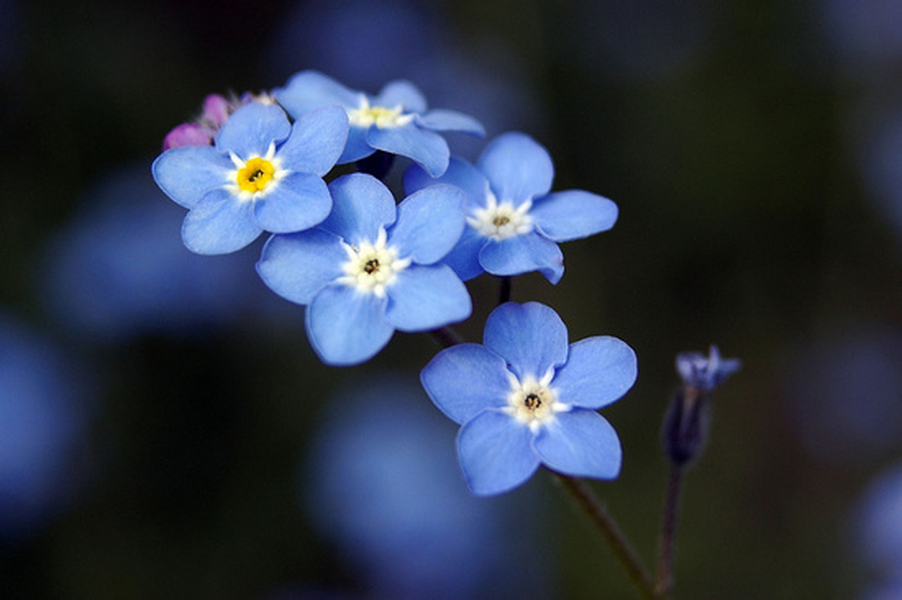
<box><xmin>256</xmin><ymin>173</ymin><xmax>472</xmax><ymax>366</ymax></box>
<box><xmin>274</xmin><ymin>70</ymin><xmax>485</xmax><ymax>177</ymax></box>
<box><xmin>338</xmin><ymin>228</ymin><xmax>412</xmax><ymax>297</ymax></box>
<box><xmin>405</xmin><ymin>131</ymin><xmax>620</xmax><ymax>283</ymax></box>
<box><xmin>421</xmin><ymin>302</ymin><xmax>637</xmax><ymax>496</ymax></box>
<box><xmin>152</xmin><ymin>102</ymin><xmax>349</xmax><ymax>255</ymax></box>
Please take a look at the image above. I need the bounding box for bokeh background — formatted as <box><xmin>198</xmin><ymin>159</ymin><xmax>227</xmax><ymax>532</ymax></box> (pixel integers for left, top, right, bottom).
<box><xmin>3</xmin><ymin>0</ymin><xmax>902</xmax><ymax>598</ymax></box>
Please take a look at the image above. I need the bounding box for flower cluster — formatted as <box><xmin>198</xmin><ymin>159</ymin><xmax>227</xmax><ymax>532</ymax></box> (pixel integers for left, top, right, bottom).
<box><xmin>152</xmin><ymin>70</ymin><xmax>633</xmax><ymax>494</ymax></box>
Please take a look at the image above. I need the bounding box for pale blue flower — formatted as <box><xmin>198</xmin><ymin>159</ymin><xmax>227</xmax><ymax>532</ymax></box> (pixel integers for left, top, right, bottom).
<box><xmin>421</xmin><ymin>302</ymin><xmax>636</xmax><ymax>495</ymax></box>
<box><xmin>257</xmin><ymin>173</ymin><xmax>471</xmax><ymax>365</ymax></box>
<box><xmin>152</xmin><ymin>101</ymin><xmax>349</xmax><ymax>254</ymax></box>
<box><xmin>405</xmin><ymin>132</ymin><xmax>619</xmax><ymax>283</ymax></box>
<box><xmin>274</xmin><ymin>70</ymin><xmax>484</xmax><ymax>177</ymax></box>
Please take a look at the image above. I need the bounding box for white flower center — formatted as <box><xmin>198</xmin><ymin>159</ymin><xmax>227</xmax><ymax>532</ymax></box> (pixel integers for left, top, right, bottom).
<box><xmin>338</xmin><ymin>228</ymin><xmax>411</xmax><ymax>297</ymax></box>
<box><xmin>467</xmin><ymin>191</ymin><xmax>533</xmax><ymax>241</ymax></box>
<box><xmin>348</xmin><ymin>95</ymin><xmax>414</xmax><ymax>129</ymax></box>
<box><xmin>504</xmin><ymin>370</ymin><xmax>570</xmax><ymax>432</ymax></box>
<box><xmin>226</xmin><ymin>143</ymin><xmax>286</xmax><ymax>201</ymax></box>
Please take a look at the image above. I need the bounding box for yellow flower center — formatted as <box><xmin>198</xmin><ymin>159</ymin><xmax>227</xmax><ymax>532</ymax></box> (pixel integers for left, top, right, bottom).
<box><xmin>237</xmin><ymin>157</ymin><xmax>275</xmax><ymax>193</ymax></box>
<box><xmin>348</xmin><ymin>96</ymin><xmax>414</xmax><ymax>129</ymax></box>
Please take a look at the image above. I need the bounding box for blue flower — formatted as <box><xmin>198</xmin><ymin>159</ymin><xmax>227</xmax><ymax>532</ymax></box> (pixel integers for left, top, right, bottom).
<box><xmin>405</xmin><ymin>132</ymin><xmax>619</xmax><ymax>283</ymax></box>
<box><xmin>676</xmin><ymin>345</ymin><xmax>740</xmax><ymax>392</ymax></box>
<box><xmin>256</xmin><ymin>173</ymin><xmax>472</xmax><ymax>365</ymax></box>
<box><xmin>274</xmin><ymin>70</ymin><xmax>485</xmax><ymax>177</ymax></box>
<box><xmin>420</xmin><ymin>302</ymin><xmax>637</xmax><ymax>496</ymax></box>
<box><xmin>152</xmin><ymin>101</ymin><xmax>349</xmax><ymax>254</ymax></box>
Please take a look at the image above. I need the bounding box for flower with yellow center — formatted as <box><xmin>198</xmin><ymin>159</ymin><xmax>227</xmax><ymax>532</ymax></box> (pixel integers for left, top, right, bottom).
<box><xmin>227</xmin><ymin>142</ymin><xmax>285</xmax><ymax>200</ymax></box>
<box><xmin>348</xmin><ymin>96</ymin><xmax>414</xmax><ymax>129</ymax></box>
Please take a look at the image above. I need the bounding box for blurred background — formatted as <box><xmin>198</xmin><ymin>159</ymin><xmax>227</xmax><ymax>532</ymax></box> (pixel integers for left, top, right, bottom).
<box><xmin>2</xmin><ymin>0</ymin><xmax>902</xmax><ymax>598</ymax></box>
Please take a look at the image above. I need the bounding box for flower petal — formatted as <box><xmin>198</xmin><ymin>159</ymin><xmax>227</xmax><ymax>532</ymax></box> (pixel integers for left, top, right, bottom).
<box><xmin>530</xmin><ymin>190</ymin><xmax>618</xmax><ymax>242</ymax></box>
<box><xmin>340</xmin><ymin>126</ymin><xmax>376</xmax><ymax>163</ymax></box>
<box><xmin>215</xmin><ymin>103</ymin><xmax>291</xmax><ymax>158</ymax></box>
<box><xmin>442</xmin><ymin>226</ymin><xmax>487</xmax><ymax>281</ymax></box>
<box><xmin>275</xmin><ymin>70</ymin><xmax>361</xmax><ymax>116</ymax></box>
<box><xmin>253</xmin><ymin>172</ymin><xmax>332</xmax><ymax>233</ymax></box>
<box><xmin>374</xmin><ymin>80</ymin><xmax>427</xmax><ymax>113</ymax></box>
<box><xmin>256</xmin><ymin>230</ymin><xmax>346</xmax><ymax>305</ymax></box>
<box><xmin>416</xmin><ymin>109</ymin><xmax>485</xmax><ymax>136</ymax></box>
<box><xmin>477</xmin><ymin>132</ymin><xmax>553</xmax><ymax>203</ymax></box>
<box><xmin>457</xmin><ymin>410</ymin><xmax>539</xmax><ymax>496</ymax></box>
<box><xmin>276</xmin><ymin>106</ymin><xmax>349</xmax><ymax>177</ymax></box>
<box><xmin>483</xmin><ymin>302</ymin><xmax>569</xmax><ymax>381</ymax></box>
<box><xmin>321</xmin><ymin>174</ymin><xmax>397</xmax><ymax>245</ymax></box>
<box><xmin>478</xmin><ymin>231</ymin><xmax>564</xmax><ymax>283</ymax></box>
<box><xmin>552</xmin><ymin>337</ymin><xmax>638</xmax><ymax>409</ymax></box>
<box><xmin>420</xmin><ymin>344</ymin><xmax>513</xmax><ymax>424</ymax></box>
<box><xmin>533</xmin><ymin>410</ymin><xmax>621</xmax><ymax>480</ymax></box>
<box><xmin>367</xmin><ymin>124</ymin><xmax>449</xmax><ymax>177</ymax></box>
<box><xmin>384</xmin><ymin>264</ymin><xmax>471</xmax><ymax>332</ymax></box>
<box><xmin>152</xmin><ymin>146</ymin><xmax>232</xmax><ymax>209</ymax></box>
<box><xmin>306</xmin><ymin>284</ymin><xmax>394</xmax><ymax>366</ymax></box>
<box><xmin>181</xmin><ymin>189</ymin><xmax>261</xmax><ymax>254</ymax></box>
<box><xmin>404</xmin><ymin>158</ymin><xmax>490</xmax><ymax>213</ymax></box>
<box><xmin>388</xmin><ymin>184</ymin><xmax>465</xmax><ymax>264</ymax></box>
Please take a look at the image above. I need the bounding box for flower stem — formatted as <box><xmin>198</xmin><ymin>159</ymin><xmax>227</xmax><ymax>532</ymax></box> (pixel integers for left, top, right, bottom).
<box><xmin>552</xmin><ymin>472</ymin><xmax>657</xmax><ymax>599</ymax></box>
<box><xmin>429</xmin><ymin>326</ymin><xmax>465</xmax><ymax>349</ymax></box>
<box><xmin>498</xmin><ymin>276</ymin><xmax>512</xmax><ymax>305</ymax></box>
<box><xmin>654</xmin><ymin>464</ymin><xmax>685</xmax><ymax>598</ymax></box>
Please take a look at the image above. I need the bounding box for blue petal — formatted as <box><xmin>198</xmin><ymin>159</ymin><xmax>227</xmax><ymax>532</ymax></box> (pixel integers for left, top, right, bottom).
<box><xmin>367</xmin><ymin>124</ymin><xmax>449</xmax><ymax>177</ymax></box>
<box><xmin>384</xmin><ymin>264</ymin><xmax>471</xmax><ymax>332</ymax></box>
<box><xmin>215</xmin><ymin>103</ymin><xmax>291</xmax><ymax>158</ymax></box>
<box><xmin>404</xmin><ymin>158</ymin><xmax>490</xmax><ymax>213</ymax></box>
<box><xmin>181</xmin><ymin>189</ymin><xmax>261</xmax><ymax>254</ymax></box>
<box><xmin>552</xmin><ymin>337</ymin><xmax>638</xmax><ymax>409</ymax></box>
<box><xmin>477</xmin><ymin>132</ymin><xmax>553</xmax><ymax>203</ymax></box>
<box><xmin>458</xmin><ymin>410</ymin><xmax>539</xmax><ymax>496</ymax></box>
<box><xmin>532</xmin><ymin>410</ymin><xmax>621</xmax><ymax>479</ymax></box>
<box><xmin>483</xmin><ymin>302</ymin><xmax>569</xmax><ymax>381</ymax></box>
<box><xmin>321</xmin><ymin>174</ymin><xmax>397</xmax><ymax>245</ymax></box>
<box><xmin>416</xmin><ymin>109</ymin><xmax>485</xmax><ymax>136</ymax></box>
<box><xmin>276</xmin><ymin>106</ymin><xmax>349</xmax><ymax>177</ymax></box>
<box><xmin>339</xmin><ymin>126</ymin><xmax>376</xmax><ymax>163</ymax></box>
<box><xmin>374</xmin><ymin>80</ymin><xmax>427</xmax><ymax>113</ymax></box>
<box><xmin>253</xmin><ymin>172</ymin><xmax>332</xmax><ymax>233</ymax></box>
<box><xmin>530</xmin><ymin>191</ymin><xmax>618</xmax><ymax>242</ymax></box>
<box><xmin>275</xmin><ymin>70</ymin><xmax>361</xmax><ymax>116</ymax></box>
<box><xmin>442</xmin><ymin>226</ymin><xmax>487</xmax><ymax>281</ymax></box>
<box><xmin>388</xmin><ymin>184</ymin><xmax>465</xmax><ymax>264</ymax></box>
<box><xmin>256</xmin><ymin>229</ymin><xmax>346</xmax><ymax>305</ymax></box>
<box><xmin>478</xmin><ymin>231</ymin><xmax>564</xmax><ymax>283</ymax></box>
<box><xmin>306</xmin><ymin>284</ymin><xmax>394</xmax><ymax>366</ymax></box>
<box><xmin>152</xmin><ymin>146</ymin><xmax>232</xmax><ymax>209</ymax></box>
<box><xmin>420</xmin><ymin>344</ymin><xmax>513</xmax><ymax>424</ymax></box>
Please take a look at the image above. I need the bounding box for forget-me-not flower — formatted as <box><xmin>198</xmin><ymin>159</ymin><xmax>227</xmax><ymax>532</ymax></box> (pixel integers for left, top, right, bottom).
<box><xmin>274</xmin><ymin>70</ymin><xmax>485</xmax><ymax>177</ymax></box>
<box><xmin>405</xmin><ymin>132</ymin><xmax>619</xmax><ymax>283</ymax></box>
<box><xmin>421</xmin><ymin>302</ymin><xmax>637</xmax><ymax>495</ymax></box>
<box><xmin>152</xmin><ymin>101</ymin><xmax>349</xmax><ymax>254</ymax></box>
<box><xmin>676</xmin><ymin>345</ymin><xmax>741</xmax><ymax>392</ymax></box>
<box><xmin>257</xmin><ymin>173</ymin><xmax>471</xmax><ymax>365</ymax></box>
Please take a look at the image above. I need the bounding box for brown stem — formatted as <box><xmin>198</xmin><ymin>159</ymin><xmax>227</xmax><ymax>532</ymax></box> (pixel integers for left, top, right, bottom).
<box><xmin>553</xmin><ymin>473</ymin><xmax>656</xmax><ymax>599</ymax></box>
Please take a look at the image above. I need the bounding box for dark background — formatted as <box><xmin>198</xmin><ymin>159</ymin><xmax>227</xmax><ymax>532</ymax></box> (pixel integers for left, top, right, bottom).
<box><xmin>3</xmin><ymin>0</ymin><xmax>902</xmax><ymax>598</ymax></box>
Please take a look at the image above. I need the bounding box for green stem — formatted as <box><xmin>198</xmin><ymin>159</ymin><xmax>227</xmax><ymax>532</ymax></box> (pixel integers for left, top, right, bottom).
<box><xmin>654</xmin><ymin>465</ymin><xmax>685</xmax><ymax>598</ymax></box>
<box><xmin>553</xmin><ymin>473</ymin><xmax>656</xmax><ymax>599</ymax></box>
